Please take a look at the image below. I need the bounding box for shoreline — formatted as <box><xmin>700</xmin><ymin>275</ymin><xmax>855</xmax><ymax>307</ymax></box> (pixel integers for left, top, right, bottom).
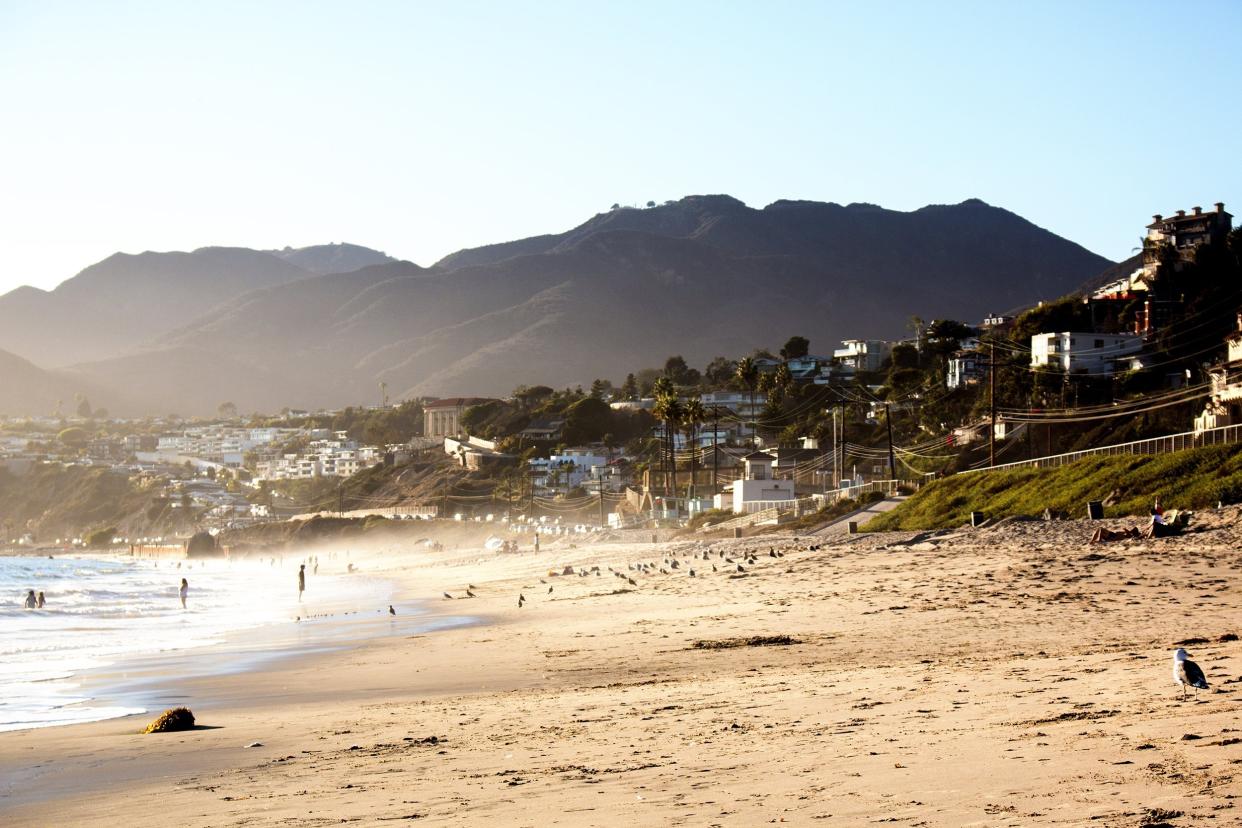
<box><xmin>2</xmin><ymin>549</ymin><xmax>464</xmax><ymax>735</ymax></box>
<box><xmin>4</xmin><ymin>516</ymin><xmax>1242</xmax><ymax>825</ymax></box>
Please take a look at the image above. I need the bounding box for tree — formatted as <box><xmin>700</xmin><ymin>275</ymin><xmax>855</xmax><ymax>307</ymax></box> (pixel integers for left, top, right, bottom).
<box><xmin>75</xmin><ymin>394</ymin><xmax>92</xmax><ymax>418</ymax></box>
<box><xmin>217</xmin><ymin>401</ymin><xmax>238</xmax><ymax>419</ymax></box>
<box><xmin>780</xmin><ymin>336</ymin><xmax>810</xmax><ymax>361</ymax></box>
<box><xmin>636</xmin><ymin>368</ymin><xmax>662</xmax><ymax>397</ymax></box>
<box><xmin>663</xmin><ymin>355</ymin><xmax>700</xmax><ymax>387</ymax></box>
<box><xmin>907</xmin><ymin>315</ymin><xmax>926</xmax><ymax>351</ymax></box>
<box><xmin>620</xmin><ymin>373</ymin><xmax>639</xmax><ymax>400</ymax></box>
<box><xmin>589</xmin><ymin>378</ymin><xmax>612</xmax><ymax>399</ymax></box>
<box><xmin>772</xmin><ymin>363</ymin><xmax>793</xmax><ymax>396</ymax></box>
<box><xmin>652</xmin><ymin>392</ymin><xmax>682</xmax><ymax>498</ymax></box>
<box><xmin>734</xmin><ymin>357</ymin><xmax>760</xmax><ymax>449</ymax></box>
<box><xmin>513</xmin><ymin>385</ymin><xmax>555</xmax><ymax>410</ymax></box>
<box><xmin>703</xmin><ymin>356</ymin><xmax>737</xmax><ymax>388</ymax></box>
<box><xmin>57</xmin><ymin>426</ymin><xmax>88</xmax><ymax>448</ymax></box>
<box><xmin>85</xmin><ymin>526</ymin><xmax>118</xmax><ymax>548</ymax></box>
<box><xmin>563</xmin><ymin>397</ymin><xmax>612</xmax><ymax>444</ymax></box>
<box><xmin>646</xmin><ymin>200</ymin><xmax>656</xmax><ymax>208</ymax></box>
<box><xmin>681</xmin><ymin>398</ymin><xmax>705</xmax><ymax>499</ymax></box>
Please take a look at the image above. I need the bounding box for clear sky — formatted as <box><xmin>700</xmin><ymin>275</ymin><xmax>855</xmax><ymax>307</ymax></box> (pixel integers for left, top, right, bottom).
<box><xmin>1</xmin><ymin>0</ymin><xmax>1239</xmax><ymax>293</ymax></box>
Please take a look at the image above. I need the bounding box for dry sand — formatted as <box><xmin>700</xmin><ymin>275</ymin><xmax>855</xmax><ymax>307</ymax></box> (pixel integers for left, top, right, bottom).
<box><xmin>4</xmin><ymin>509</ymin><xmax>1242</xmax><ymax>827</ymax></box>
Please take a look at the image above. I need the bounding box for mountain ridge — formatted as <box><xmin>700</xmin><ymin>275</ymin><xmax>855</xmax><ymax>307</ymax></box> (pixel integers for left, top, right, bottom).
<box><xmin>0</xmin><ymin>197</ymin><xmax>1114</xmax><ymax>414</ymax></box>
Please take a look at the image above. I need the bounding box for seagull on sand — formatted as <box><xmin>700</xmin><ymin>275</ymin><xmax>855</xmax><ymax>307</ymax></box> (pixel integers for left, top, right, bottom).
<box><xmin>1174</xmin><ymin>648</ymin><xmax>1209</xmax><ymax>698</ymax></box>
<box><xmin>443</xmin><ymin>592</ymin><xmax>453</xmax><ymax>600</ymax></box>
<box><xmin>389</xmin><ymin>605</ymin><xmax>396</xmax><ymax>616</ymax></box>
<box><xmin>466</xmin><ymin>589</ymin><xmax>476</xmax><ymax>598</ymax></box>
<box><xmin>518</xmin><ymin>594</ymin><xmax>525</xmax><ymax>608</ymax></box>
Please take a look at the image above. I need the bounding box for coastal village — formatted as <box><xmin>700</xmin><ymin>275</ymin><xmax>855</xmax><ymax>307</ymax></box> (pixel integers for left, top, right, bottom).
<box><xmin>1</xmin><ymin>202</ymin><xmax>1238</xmax><ymax>551</ymax></box>
<box><xmin>6</xmin><ymin>7</ymin><xmax>1242</xmax><ymax>826</ymax></box>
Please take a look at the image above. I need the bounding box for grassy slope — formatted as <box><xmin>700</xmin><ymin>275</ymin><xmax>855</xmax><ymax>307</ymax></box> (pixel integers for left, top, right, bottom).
<box><xmin>865</xmin><ymin>444</ymin><xmax>1242</xmax><ymax>531</ymax></box>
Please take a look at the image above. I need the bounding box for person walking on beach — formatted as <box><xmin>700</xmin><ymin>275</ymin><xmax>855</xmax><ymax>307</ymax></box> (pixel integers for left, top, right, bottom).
<box><xmin>36</xmin><ymin>591</ymin><xmax>45</xmax><ymax>608</ymax></box>
<box><xmin>298</xmin><ymin>564</ymin><xmax>306</xmax><ymax>601</ymax></box>
<box><xmin>23</xmin><ymin>589</ymin><xmax>37</xmax><ymax>609</ymax></box>
<box><xmin>179</xmin><ymin>577</ymin><xmax>188</xmax><ymax>609</ymax></box>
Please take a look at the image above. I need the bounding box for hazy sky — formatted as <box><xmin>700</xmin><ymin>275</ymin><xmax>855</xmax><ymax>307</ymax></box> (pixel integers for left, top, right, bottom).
<box><xmin>1</xmin><ymin>1</ymin><xmax>1239</xmax><ymax>293</ymax></box>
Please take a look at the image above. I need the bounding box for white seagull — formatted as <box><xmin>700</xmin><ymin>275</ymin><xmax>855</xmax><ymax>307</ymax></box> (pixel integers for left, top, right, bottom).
<box><xmin>1173</xmin><ymin>648</ymin><xmax>1209</xmax><ymax>698</ymax></box>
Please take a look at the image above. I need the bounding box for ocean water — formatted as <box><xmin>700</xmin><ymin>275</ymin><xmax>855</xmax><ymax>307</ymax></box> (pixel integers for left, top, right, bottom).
<box><xmin>0</xmin><ymin>553</ymin><xmax>405</xmax><ymax>732</ymax></box>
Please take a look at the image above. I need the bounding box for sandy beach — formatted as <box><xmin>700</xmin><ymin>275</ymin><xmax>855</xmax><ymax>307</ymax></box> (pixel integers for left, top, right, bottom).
<box><xmin>4</xmin><ymin>510</ymin><xmax>1242</xmax><ymax>827</ymax></box>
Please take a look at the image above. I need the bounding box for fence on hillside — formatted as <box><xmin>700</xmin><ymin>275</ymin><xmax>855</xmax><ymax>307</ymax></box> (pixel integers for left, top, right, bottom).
<box><xmin>701</xmin><ymin>479</ymin><xmax>907</xmax><ymax>534</ymax></box>
<box><xmin>958</xmin><ymin>423</ymin><xmax>1242</xmax><ymax>475</ymax></box>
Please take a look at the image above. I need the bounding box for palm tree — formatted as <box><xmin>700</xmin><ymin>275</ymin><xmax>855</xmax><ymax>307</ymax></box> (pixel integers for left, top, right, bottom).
<box><xmin>681</xmin><ymin>398</ymin><xmax>705</xmax><ymax>500</ymax></box>
<box><xmin>650</xmin><ymin>378</ymin><xmax>673</xmax><ymax>493</ymax></box>
<box><xmin>734</xmin><ymin>357</ymin><xmax>759</xmax><ymax>450</ymax></box>
<box><xmin>652</xmin><ymin>392</ymin><xmax>683</xmax><ymax>499</ymax></box>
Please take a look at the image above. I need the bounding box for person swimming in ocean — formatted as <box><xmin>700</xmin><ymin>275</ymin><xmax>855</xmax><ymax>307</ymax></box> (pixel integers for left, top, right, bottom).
<box><xmin>36</xmin><ymin>591</ymin><xmax>45</xmax><ymax>608</ymax></box>
<box><xmin>23</xmin><ymin>589</ymin><xmax>37</xmax><ymax>609</ymax></box>
<box><xmin>179</xmin><ymin>577</ymin><xmax>188</xmax><ymax>609</ymax></box>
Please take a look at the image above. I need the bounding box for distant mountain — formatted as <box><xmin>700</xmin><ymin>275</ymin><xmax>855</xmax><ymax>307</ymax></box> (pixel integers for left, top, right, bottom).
<box><xmin>0</xmin><ymin>243</ymin><xmax>395</xmax><ymax>369</ymax></box>
<box><xmin>270</xmin><ymin>242</ymin><xmax>397</xmax><ymax>275</ymax></box>
<box><xmin>59</xmin><ymin>196</ymin><xmax>1114</xmax><ymax>414</ymax></box>
<box><xmin>0</xmin><ymin>347</ymin><xmax>125</xmax><ymax>418</ymax></box>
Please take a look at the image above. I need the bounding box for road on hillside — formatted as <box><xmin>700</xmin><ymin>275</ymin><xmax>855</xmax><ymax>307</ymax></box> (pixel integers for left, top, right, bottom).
<box><xmin>809</xmin><ymin>496</ymin><xmax>907</xmax><ymax>536</ymax></box>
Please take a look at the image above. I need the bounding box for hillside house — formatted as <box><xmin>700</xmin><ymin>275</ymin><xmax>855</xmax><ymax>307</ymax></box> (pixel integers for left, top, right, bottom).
<box><xmin>724</xmin><ymin>451</ymin><xmax>796</xmax><ymax>514</ymax></box>
<box><xmin>1091</xmin><ymin>203</ymin><xmax>1232</xmax><ymax>334</ymax></box>
<box><xmin>423</xmin><ymin>397</ymin><xmax>495</xmax><ymax>439</ymax></box>
<box><xmin>519</xmin><ymin>418</ymin><xmax>566</xmax><ymax>441</ymax></box>
<box><xmin>833</xmin><ymin>340</ymin><xmax>892</xmax><ymax>373</ymax></box>
<box><xmin>529</xmin><ymin>448</ymin><xmax>608</xmax><ymax>491</ymax></box>
<box><xmin>1145</xmin><ymin>203</ymin><xmax>1232</xmax><ymax>269</ymax></box>
<box><xmin>443</xmin><ymin>435</ymin><xmax>514</xmax><ymax>471</ymax></box>
<box><xmin>1030</xmin><ymin>332</ymin><xmax>1143</xmax><ymax>375</ymax></box>
<box><xmin>947</xmin><ymin>349</ymin><xmax>985</xmax><ymax>389</ymax></box>
<box><xmin>1195</xmin><ymin>312</ymin><xmax>1242</xmax><ymax>433</ymax></box>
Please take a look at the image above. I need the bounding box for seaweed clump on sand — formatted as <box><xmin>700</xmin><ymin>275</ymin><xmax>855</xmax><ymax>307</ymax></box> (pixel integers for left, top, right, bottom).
<box><xmin>143</xmin><ymin>707</ymin><xmax>196</xmax><ymax>733</ymax></box>
<box><xmin>692</xmin><ymin>635</ymin><xmax>801</xmax><ymax>650</ymax></box>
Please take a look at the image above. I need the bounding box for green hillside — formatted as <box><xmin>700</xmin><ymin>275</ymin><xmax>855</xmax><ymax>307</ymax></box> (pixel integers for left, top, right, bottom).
<box><xmin>864</xmin><ymin>444</ymin><xmax>1242</xmax><ymax>531</ymax></box>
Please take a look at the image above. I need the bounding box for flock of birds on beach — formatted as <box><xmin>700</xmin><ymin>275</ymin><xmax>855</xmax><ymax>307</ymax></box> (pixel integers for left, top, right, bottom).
<box><xmin>431</xmin><ymin>534</ymin><xmax>1217</xmax><ymax>701</ymax></box>
<box><xmin>437</xmin><ymin>542</ymin><xmax>817</xmax><ymax>607</ymax></box>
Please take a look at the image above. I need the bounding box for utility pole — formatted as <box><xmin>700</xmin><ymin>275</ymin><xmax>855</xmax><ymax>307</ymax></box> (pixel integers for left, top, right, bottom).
<box><xmin>597</xmin><ymin>474</ymin><xmax>606</xmax><ymax>527</ymax></box>
<box><xmin>989</xmin><ymin>341</ymin><xmax>997</xmax><ymax>468</ymax></box>
<box><xmin>527</xmin><ymin>469</ymin><xmax>535</xmax><ymax>521</ymax></box>
<box><xmin>711</xmin><ymin>405</ymin><xmax>720</xmax><ymax>495</ymax></box>
<box><xmin>884</xmin><ymin>403</ymin><xmax>896</xmax><ymax>482</ymax></box>
<box><xmin>831</xmin><ymin>404</ymin><xmax>838</xmax><ymax>491</ymax></box>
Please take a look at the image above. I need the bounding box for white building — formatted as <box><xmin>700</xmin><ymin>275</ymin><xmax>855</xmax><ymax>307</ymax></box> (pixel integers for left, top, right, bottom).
<box><xmin>531</xmin><ymin>448</ymin><xmax>608</xmax><ymax>490</ymax></box>
<box><xmin>1196</xmin><ymin>313</ymin><xmax>1242</xmax><ymax>433</ymax></box>
<box><xmin>947</xmin><ymin>350</ymin><xmax>984</xmax><ymax>389</ymax></box>
<box><xmin>253</xmin><ymin>438</ymin><xmax>382</xmax><ymax>480</ymax></box>
<box><xmin>833</xmin><ymin>340</ymin><xmax>892</xmax><ymax>373</ymax></box>
<box><xmin>726</xmin><ymin>452</ymin><xmax>796</xmax><ymax>514</ymax></box>
<box><xmin>1029</xmin><ymin>332</ymin><xmax>1144</xmax><ymax>375</ymax></box>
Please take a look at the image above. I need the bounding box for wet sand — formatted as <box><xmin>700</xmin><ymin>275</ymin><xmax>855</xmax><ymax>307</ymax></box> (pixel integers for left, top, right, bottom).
<box><xmin>3</xmin><ymin>509</ymin><xmax>1242</xmax><ymax>826</ymax></box>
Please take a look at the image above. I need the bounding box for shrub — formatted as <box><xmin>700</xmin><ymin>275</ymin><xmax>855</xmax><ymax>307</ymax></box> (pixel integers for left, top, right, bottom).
<box><xmin>84</xmin><ymin>525</ymin><xmax>118</xmax><ymax>548</ymax></box>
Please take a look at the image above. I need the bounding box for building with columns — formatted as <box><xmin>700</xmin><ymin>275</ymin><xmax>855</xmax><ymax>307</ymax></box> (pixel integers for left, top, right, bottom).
<box><xmin>422</xmin><ymin>397</ymin><xmax>495</xmax><ymax>439</ymax></box>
